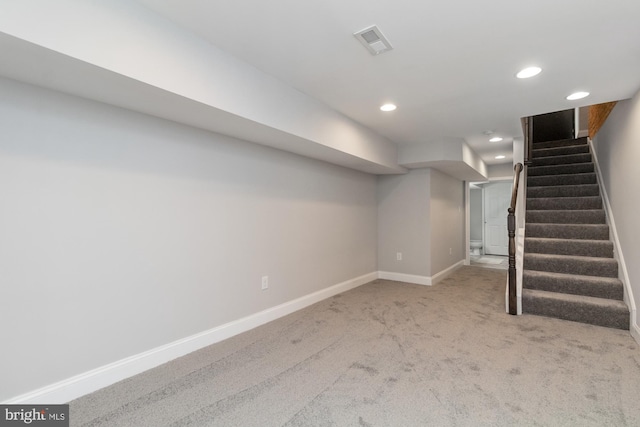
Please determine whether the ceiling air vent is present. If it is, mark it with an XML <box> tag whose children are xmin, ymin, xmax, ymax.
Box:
<box><xmin>353</xmin><ymin>25</ymin><xmax>393</xmax><ymax>56</ymax></box>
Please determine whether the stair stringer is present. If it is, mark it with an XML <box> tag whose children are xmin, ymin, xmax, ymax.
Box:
<box><xmin>588</xmin><ymin>138</ymin><xmax>638</xmax><ymax>340</ymax></box>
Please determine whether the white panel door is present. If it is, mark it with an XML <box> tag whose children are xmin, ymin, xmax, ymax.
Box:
<box><xmin>484</xmin><ymin>181</ymin><xmax>512</xmax><ymax>256</ymax></box>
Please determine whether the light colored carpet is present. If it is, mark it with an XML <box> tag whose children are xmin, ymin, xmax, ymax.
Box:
<box><xmin>472</xmin><ymin>256</ymin><xmax>504</xmax><ymax>265</ymax></box>
<box><xmin>69</xmin><ymin>266</ymin><xmax>640</xmax><ymax>426</ymax></box>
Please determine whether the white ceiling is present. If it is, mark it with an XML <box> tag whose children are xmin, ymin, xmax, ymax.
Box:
<box><xmin>134</xmin><ymin>0</ymin><xmax>640</xmax><ymax>166</ymax></box>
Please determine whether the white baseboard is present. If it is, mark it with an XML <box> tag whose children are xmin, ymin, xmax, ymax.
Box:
<box><xmin>378</xmin><ymin>271</ymin><xmax>432</xmax><ymax>286</ymax></box>
<box><xmin>631</xmin><ymin>322</ymin><xmax>640</xmax><ymax>346</ymax></box>
<box><xmin>431</xmin><ymin>260</ymin><xmax>465</xmax><ymax>285</ymax></box>
<box><xmin>589</xmin><ymin>138</ymin><xmax>638</xmax><ymax>341</ymax></box>
<box><xmin>378</xmin><ymin>260</ymin><xmax>465</xmax><ymax>287</ymax></box>
<box><xmin>4</xmin><ymin>271</ymin><xmax>378</xmax><ymax>405</ymax></box>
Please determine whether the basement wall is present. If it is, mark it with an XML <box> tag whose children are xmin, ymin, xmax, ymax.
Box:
<box><xmin>429</xmin><ymin>170</ymin><xmax>465</xmax><ymax>275</ymax></box>
<box><xmin>591</xmin><ymin>90</ymin><xmax>640</xmax><ymax>335</ymax></box>
<box><xmin>377</xmin><ymin>170</ymin><xmax>431</xmax><ymax>278</ymax></box>
<box><xmin>377</xmin><ymin>169</ymin><xmax>464</xmax><ymax>283</ymax></box>
<box><xmin>0</xmin><ymin>77</ymin><xmax>378</xmax><ymax>401</ymax></box>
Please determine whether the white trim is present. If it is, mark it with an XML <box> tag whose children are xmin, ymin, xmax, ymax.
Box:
<box><xmin>378</xmin><ymin>271</ymin><xmax>431</xmax><ymax>286</ymax></box>
<box><xmin>431</xmin><ymin>260</ymin><xmax>465</xmax><ymax>285</ymax></box>
<box><xmin>378</xmin><ymin>260</ymin><xmax>464</xmax><ymax>287</ymax></box>
<box><xmin>631</xmin><ymin>323</ymin><xmax>640</xmax><ymax>346</ymax></box>
<box><xmin>465</xmin><ymin>181</ymin><xmax>471</xmax><ymax>266</ymax></box>
<box><xmin>588</xmin><ymin>138</ymin><xmax>638</xmax><ymax>340</ymax></box>
<box><xmin>3</xmin><ymin>271</ymin><xmax>378</xmax><ymax>404</ymax></box>
<box><xmin>488</xmin><ymin>175</ymin><xmax>514</xmax><ymax>181</ymax></box>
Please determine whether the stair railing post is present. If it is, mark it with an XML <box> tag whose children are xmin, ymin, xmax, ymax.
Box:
<box><xmin>508</xmin><ymin>163</ymin><xmax>524</xmax><ymax>315</ymax></box>
<box><xmin>508</xmin><ymin>207</ymin><xmax>517</xmax><ymax>314</ymax></box>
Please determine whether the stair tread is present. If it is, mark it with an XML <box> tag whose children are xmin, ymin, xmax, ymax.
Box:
<box><xmin>524</xmin><ymin>235</ymin><xmax>613</xmax><ymax>258</ymax></box>
<box><xmin>526</xmin><ymin>196</ymin><xmax>602</xmax><ymax>210</ymax></box>
<box><xmin>532</xmin><ymin>137</ymin><xmax>588</xmax><ymax>149</ymax></box>
<box><xmin>532</xmin><ymin>145</ymin><xmax>589</xmax><ymax>155</ymax></box>
<box><xmin>528</xmin><ymin>172</ymin><xmax>597</xmax><ymax>186</ymax></box>
<box><xmin>524</xmin><ymin>252</ymin><xmax>618</xmax><ymax>277</ymax></box>
<box><xmin>527</xmin><ymin>222</ymin><xmax>607</xmax><ymax>227</ymax></box>
<box><xmin>525</xmin><ymin>223</ymin><xmax>609</xmax><ymax>240</ymax></box>
<box><xmin>532</xmin><ymin>151</ymin><xmax>590</xmax><ymax>158</ymax></box>
<box><xmin>529</xmin><ymin>158</ymin><xmax>591</xmax><ymax>164</ymax></box>
<box><xmin>525</xmin><ymin>252</ymin><xmax>617</xmax><ymax>264</ymax></box>
<box><xmin>523</xmin><ymin>269</ymin><xmax>622</xmax><ymax>286</ymax></box>
<box><xmin>522</xmin><ymin>288</ymin><xmax>628</xmax><ymax>310</ymax></box>
<box><xmin>526</xmin><ymin>196</ymin><xmax>601</xmax><ymax>201</ymax></box>
<box><xmin>530</xmin><ymin>153</ymin><xmax>592</xmax><ymax>166</ymax></box>
<box><xmin>528</xmin><ymin>172</ymin><xmax>595</xmax><ymax>180</ymax></box>
<box><xmin>522</xmin><ymin>288</ymin><xmax>629</xmax><ymax>329</ymax></box>
<box><xmin>526</xmin><ymin>209</ymin><xmax>606</xmax><ymax>224</ymax></box>
<box><xmin>525</xmin><ymin>236</ymin><xmax>612</xmax><ymax>244</ymax></box>
<box><xmin>527</xmin><ymin>208</ymin><xmax>604</xmax><ymax>211</ymax></box>
<box><xmin>528</xmin><ymin>162</ymin><xmax>593</xmax><ymax>171</ymax></box>
<box><xmin>523</xmin><ymin>268</ymin><xmax>623</xmax><ymax>300</ymax></box>
<box><xmin>527</xmin><ymin>184</ymin><xmax>599</xmax><ymax>193</ymax></box>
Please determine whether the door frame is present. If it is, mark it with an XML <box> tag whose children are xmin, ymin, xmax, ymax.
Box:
<box><xmin>483</xmin><ymin>180</ymin><xmax>512</xmax><ymax>256</ymax></box>
<box><xmin>465</xmin><ymin>176</ymin><xmax>512</xmax><ymax>265</ymax></box>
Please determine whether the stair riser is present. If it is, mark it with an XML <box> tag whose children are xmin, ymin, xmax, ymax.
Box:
<box><xmin>526</xmin><ymin>197</ymin><xmax>602</xmax><ymax>210</ymax></box>
<box><xmin>525</xmin><ymin>224</ymin><xmax>609</xmax><ymax>240</ymax></box>
<box><xmin>528</xmin><ymin>173</ymin><xmax>597</xmax><ymax>187</ymax></box>
<box><xmin>527</xmin><ymin>184</ymin><xmax>599</xmax><ymax>198</ymax></box>
<box><xmin>532</xmin><ymin>145</ymin><xmax>590</xmax><ymax>158</ymax></box>
<box><xmin>524</xmin><ymin>255</ymin><xmax>618</xmax><ymax>278</ymax></box>
<box><xmin>525</xmin><ymin>239</ymin><xmax>613</xmax><ymax>258</ymax></box>
<box><xmin>532</xmin><ymin>137</ymin><xmax>588</xmax><ymax>150</ymax></box>
<box><xmin>523</xmin><ymin>271</ymin><xmax>623</xmax><ymax>300</ymax></box>
<box><xmin>526</xmin><ymin>210</ymin><xmax>606</xmax><ymax>224</ymax></box>
<box><xmin>522</xmin><ymin>293</ymin><xmax>628</xmax><ymax>330</ymax></box>
<box><xmin>532</xmin><ymin>153</ymin><xmax>592</xmax><ymax>167</ymax></box>
<box><xmin>528</xmin><ymin>163</ymin><xmax>594</xmax><ymax>176</ymax></box>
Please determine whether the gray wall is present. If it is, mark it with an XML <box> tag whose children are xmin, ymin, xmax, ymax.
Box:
<box><xmin>377</xmin><ymin>169</ymin><xmax>430</xmax><ymax>276</ymax></box>
<box><xmin>377</xmin><ymin>168</ymin><xmax>465</xmax><ymax>278</ymax></box>
<box><xmin>429</xmin><ymin>169</ymin><xmax>465</xmax><ymax>274</ymax></box>
<box><xmin>592</xmin><ymin>91</ymin><xmax>640</xmax><ymax>330</ymax></box>
<box><xmin>487</xmin><ymin>163</ymin><xmax>514</xmax><ymax>179</ymax></box>
<box><xmin>469</xmin><ymin>188</ymin><xmax>483</xmax><ymax>241</ymax></box>
<box><xmin>0</xmin><ymin>77</ymin><xmax>378</xmax><ymax>401</ymax></box>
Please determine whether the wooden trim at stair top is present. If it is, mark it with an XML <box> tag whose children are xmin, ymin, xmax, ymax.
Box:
<box><xmin>589</xmin><ymin>102</ymin><xmax>617</xmax><ymax>138</ymax></box>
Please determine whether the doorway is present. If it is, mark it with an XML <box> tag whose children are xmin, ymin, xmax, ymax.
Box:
<box><xmin>483</xmin><ymin>181</ymin><xmax>511</xmax><ymax>256</ymax></box>
<box><xmin>467</xmin><ymin>180</ymin><xmax>512</xmax><ymax>264</ymax></box>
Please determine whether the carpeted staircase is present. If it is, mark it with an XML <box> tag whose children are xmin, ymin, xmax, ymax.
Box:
<box><xmin>522</xmin><ymin>136</ymin><xmax>629</xmax><ymax>329</ymax></box>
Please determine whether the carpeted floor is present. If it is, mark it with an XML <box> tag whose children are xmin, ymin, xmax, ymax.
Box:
<box><xmin>470</xmin><ymin>255</ymin><xmax>508</xmax><ymax>269</ymax></box>
<box><xmin>69</xmin><ymin>266</ymin><xmax>640</xmax><ymax>426</ymax></box>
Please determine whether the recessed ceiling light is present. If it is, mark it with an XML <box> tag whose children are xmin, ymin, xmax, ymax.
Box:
<box><xmin>495</xmin><ymin>155</ymin><xmax>506</xmax><ymax>159</ymax></box>
<box><xmin>516</xmin><ymin>66</ymin><xmax>542</xmax><ymax>79</ymax></box>
<box><xmin>566</xmin><ymin>91</ymin><xmax>590</xmax><ymax>101</ymax></box>
<box><xmin>489</xmin><ymin>137</ymin><xmax>503</xmax><ymax>142</ymax></box>
<box><xmin>380</xmin><ymin>103</ymin><xmax>397</xmax><ymax>112</ymax></box>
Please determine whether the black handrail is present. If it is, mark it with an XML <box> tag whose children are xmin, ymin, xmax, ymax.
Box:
<box><xmin>508</xmin><ymin>162</ymin><xmax>524</xmax><ymax>315</ymax></box>
<box><xmin>524</xmin><ymin>116</ymin><xmax>534</xmax><ymax>165</ymax></box>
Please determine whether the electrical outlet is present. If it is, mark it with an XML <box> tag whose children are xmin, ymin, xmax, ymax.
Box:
<box><xmin>261</xmin><ymin>276</ymin><xmax>268</xmax><ymax>290</ymax></box>
<box><xmin>396</xmin><ymin>252</ymin><xmax>402</xmax><ymax>261</ymax></box>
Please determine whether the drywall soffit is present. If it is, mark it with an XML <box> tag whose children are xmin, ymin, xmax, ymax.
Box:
<box><xmin>0</xmin><ymin>32</ymin><xmax>407</xmax><ymax>175</ymax></box>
